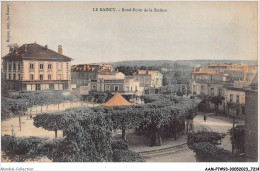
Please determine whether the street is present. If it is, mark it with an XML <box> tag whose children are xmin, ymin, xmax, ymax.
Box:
<box><xmin>144</xmin><ymin>113</ymin><xmax>243</xmax><ymax>162</ymax></box>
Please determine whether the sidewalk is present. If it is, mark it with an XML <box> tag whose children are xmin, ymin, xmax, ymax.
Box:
<box><xmin>206</xmin><ymin>112</ymin><xmax>245</xmax><ymax>125</ymax></box>
<box><xmin>112</xmin><ymin>129</ymin><xmax>187</xmax><ymax>153</ymax></box>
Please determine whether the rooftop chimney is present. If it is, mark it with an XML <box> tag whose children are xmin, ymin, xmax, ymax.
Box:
<box><xmin>45</xmin><ymin>45</ymin><xmax>48</xmax><ymax>51</ymax></box>
<box><xmin>13</xmin><ymin>43</ymin><xmax>19</xmax><ymax>51</ymax></box>
<box><xmin>9</xmin><ymin>44</ymin><xmax>14</xmax><ymax>53</ymax></box>
<box><xmin>58</xmin><ymin>45</ymin><xmax>62</xmax><ymax>54</ymax></box>
<box><xmin>25</xmin><ymin>43</ymin><xmax>28</xmax><ymax>52</ymax></box>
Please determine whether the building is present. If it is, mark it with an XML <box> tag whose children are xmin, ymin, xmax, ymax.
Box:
<box><xmin>2</xmin><ymin>43</ymin><xmax>72</xmax><ymax>91</ymax></box>
<box><xmin>190</xmin><ymin>64</ymin><xmax>257</xmax><ymax>114</ymax></box>
<box><xmin>91</xmin><ymin>71</ymin><xmax>125</xmax><ymax>92</ymax></box>
<box><xmin>244</xmin><ymin>74</ymin><xmax>258</xmax><ymax>161</ymax></box>
<box><xmin>133</xmin><ymin>70</ymin><xmax>163</xmax><ymax>89</ymax></box>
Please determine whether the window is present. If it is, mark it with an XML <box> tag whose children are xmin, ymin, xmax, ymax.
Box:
<box><xmin>236</xmin><ymin>95</ymin><xmax>240</xmax><ymax>103</ymax></box>
<box><xmin>18</xmin><ymin>74</ymin><xmax>21</xmax><ymax>80</ymax></box>
<box><xmin>40</xmin><ymin>75</ymin><xmax>43</xmax><ymax>80</ymax></box>
<box><xmin>218</xmin><ymin>89</ymin><xmax>222</xmax><ymax>96</ymax></box>
<box><xmin>135</xmin><ymin>86</ymin><xmax>138</xmax><ymax>91</ymax></box>
<box><xmin>230</xmin><ymin>94</ymin><xmax>233</xmax><ymax>102</ymax></box>
<box><xmin>105</xmin><ymin>85</ymin><xmax>110</xmax><ymax>92</ymax></box>
<box><xmin>13</xmin><ymin>63</ymin><xmax>16</xmax><ymax>70</ymax></box>
<box><xmin>30</xmin><ymin>74</ymin><xmax>34</xmax><ymax>80</ymax></box>
<box><xmin>58</xmin><ymin>74</ymin><xmax>62</xmax><ymax>80</ymax></box>
<box><xmin>9</xmin><ymin>63</ymin><xmax>12</xmax><ymax>70</ymax></box>
<box><xmin>40</xmin><ymin>64</ymin><xmax>44</xmax><ymax>70</ymax></box>
<box><xmin>58</xmin><ymin>63</ymin><xmax>62</xmax><ymax>71</ymax></box>
<box><xmin>242</xmin><ymin>106</ymin><xmax>245</xmax><ymax>115</ymax></box>
<box><xmin>210</xmin><ymin>75</ymin><xmax>213</xmax><ymax>80</ymax></box>
<box><xmin>30</xmin><ymin>63</ymin><xmax>34</xmax><ymax>70</ymax></box>
<box><xmin>210</xmin><ymin>88</ymin><xmax>214</xmax><ymax>96</ymax></box>
<box><xmin>18</xmin><ymin>63</ymin><xmax>21</xmax><ymax>71</ymax></box>
<box><xmin>13</xmin><ymin>74</ymin><xmax>16</xmax><ymax>80</ymax></box>
<box><xmin>91</xmin><ymin>84</ymin><xmax>96</xmax><ymax>89</ymax></box>
<box><xmin>48</xmin><ymin>75</ymin><xmax>52</xmax><ymax>80</ymax></box>
<box><xmin>9</xmin><ymin>74</ymin><xmax>11</xmax><ymax>79</ymax></box>
<box><xmin>201</xmin><ymin>86</ymin><xmax>204</xmax><ymax>94</ymax></box>
<box><xmin>114</xmin><ymin>85</ymin><xmax>119</xmax><ymax>92</ymax></box>
<box><xmin>48</xmin><ymin>64</ymin><xmax>52</xmax><ymax>69</ymax></box>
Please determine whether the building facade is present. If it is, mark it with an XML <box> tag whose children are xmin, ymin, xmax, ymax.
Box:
<box><xmin>190</xmin><ymin>65</ymin><xmax>257</xmax><ymax>115</ymax></box>
<box><xmin>244</xmin><ymin>76</ymin><xmax>258</xmax><ymax>161</ymax></box>
<box><xmin>133</xmin><ymin>70</ymin><xmax>163</xmax><ymax>88</ymax></box>
<box><xmin>2</xmin><ymin>43</ymin><xmax>72</xmax><ymax>91</ymax></box>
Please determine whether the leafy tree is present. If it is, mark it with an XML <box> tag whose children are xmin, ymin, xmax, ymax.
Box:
<box><xmin>112</xmin><ymin>149</ymin><xmax>143</xmax><ymax>162</ymax></box>
<box><xmin>111</xmin><ymin>140</ymin><xmax>143</xmax><ymax>162</ymax></box>
<box><xmin>33</xmin><ymin>113</ymin><xmax>66</xmax><ymax>138</ymax></box>
<box><xmin>210</xmin><ymin>96</ymin><xmax>225</xmax><ymax>116</ymax></box>
<box><xmin>187</xmin><ymin>131</ymin><xmax>226</xmax><ymax>149</ymax></box>
<box><xmin>87</xmin><ymin>92</ymin><xmax>113</xmax><ymax>103</ymax></box>
<box><xmin>34</xmin><ymin>107</ymin><xmax>114</xmax><ymax>162</ymax></box>
<box><xmin>228</xmin><ymin>125</ymin><xmax>245</xmax><ymax>154</ymax></box>
<box><xmin>1</xmin><ymin>135</ymin><xmax>55</xmax><ymax>162</ymax></box>
<box><xmin>192</xmin><ymin>142</ymin><xmax>238</xmax><ymax>162</ymax></box>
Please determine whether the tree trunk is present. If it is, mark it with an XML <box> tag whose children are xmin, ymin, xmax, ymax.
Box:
<box><xmin>174</xmin><ymin>120</ymin><xmax>177</xmax><ymax>140</ymax></box>
<box><xmin>19</xmin><ymin>115</ymin><xmax>21</xmax><ymax>131</ymax></box>
<box><xmin>150</xmin><ymin>127</ymin><xmax>162</xmax><ymax>146</ymax></box>
<box><xmin>122</xmin><ymin>128</ymin><xmax>127</xmax><ymax>142</ymax></box>
<box><xmin>55</xmin><ymin>129</ymin><xmax>57</xmax><ymax>138</ymax></box>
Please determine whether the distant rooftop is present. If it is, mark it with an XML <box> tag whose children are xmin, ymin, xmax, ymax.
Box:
<box><xmin>2</xmin><ymin>43</ymin><xmax>72</xmax><ymax>61</ymax></box>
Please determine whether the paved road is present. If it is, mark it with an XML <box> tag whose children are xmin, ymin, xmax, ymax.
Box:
<box><xmin>144</xmin><ymin>113</ymin><xmax>237</xmax><ymax>162</ymax></box>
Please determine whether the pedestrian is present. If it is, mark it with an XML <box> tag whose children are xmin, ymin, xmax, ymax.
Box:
<box><xmin>204</xmin><ymin>115</ymin><xmax>207</xmax><ymax>122</ymax></box>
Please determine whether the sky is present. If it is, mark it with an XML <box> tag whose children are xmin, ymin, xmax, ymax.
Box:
<box><xmin>1</xmin><ymin>1</ymin><xmax>258</xmax><ymax>64</ymax></box>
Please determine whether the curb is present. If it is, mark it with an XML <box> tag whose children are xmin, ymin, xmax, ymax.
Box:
<box><xmin>136</xmin><ymin>142</ymin><xmax>188</xmax><ymax>155</ymax></box>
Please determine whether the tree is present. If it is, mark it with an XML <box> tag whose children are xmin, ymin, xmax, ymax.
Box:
<box><xmin>192</xmin><ymin>142</ymin><xmax>238</xmax><ymax>162</ymax></box>
<box><xmin>210</xmin><ymin>96</ymin><xmax>224</xmax><ymax>115</ymax></box>
<box><xmin>1</xmin><ymin>135</ymin><xmax>55</xmax><ymax>162</ymax></box>
<box><xmin>187</xmin><ymin>131</ymin><xmax>226</xmax><ymax>149</ymax></box>
<box><xmin>112</xmin><ymin>140</ymin><xmax>143</xmax><ymax>162</ymax></box>
<box><xmin>228</xmin><ymin>125</ymin><xmax>244</xmax><ymax>154</ymax></box>
<box><xmin>33</xmin><ymin>113</ymin><xmax>66</xmax><ymax>138</ymax></box>
<box><xmin>34</xmin><ymin>107</ymin><xmax>114</xmax><ymax>162</ymax></box>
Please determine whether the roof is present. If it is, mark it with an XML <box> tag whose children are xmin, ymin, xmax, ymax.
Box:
<box><xmin>2</xmin><ymin>43</ymin><xmax>72</xmax><ymax>61</ymax></box>
<box><xmin>192</xmin><ymin>70</ymin><xmax>221</xmax><ymax>75</ymax></box>
<box><xmin>134</xmin><ymin>70</ymin><xmax>160</xmax><ymax>75</ymax></box>
<box><xmin>72</xmin><ymin>64</ymin><xmax>112</xmax><ymax>72</ymax></box>
<box><xmin>102</xmin><ymin>93</ymin><xmax>133</xmax><ymax>106</ymax></box>
<box><xmin>72</xmin><ymin>64</ymin><xmax>99</xmax><ymax>72</ymax></box>
<box><xmin>99</xmin><ymin>71</ymin><xmax>120</xmax><ymax>75</ymax></box>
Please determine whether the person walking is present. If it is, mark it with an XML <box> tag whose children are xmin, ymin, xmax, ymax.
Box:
<box><xmin>204</xmin><ymin>115</ymin><xmax>207</xmax><ymax>122</ymax></box>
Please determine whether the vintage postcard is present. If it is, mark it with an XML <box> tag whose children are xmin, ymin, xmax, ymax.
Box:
<box><xmin>1</xmin><ymin>1</ymin><xmax>258</xmax><ymax>171</ymax></box>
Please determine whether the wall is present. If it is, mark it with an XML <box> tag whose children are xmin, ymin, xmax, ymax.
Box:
<box><xmin>244</xmin><ymin>90</ymin><xmax>258</xmax><ymax>161</ymax></box>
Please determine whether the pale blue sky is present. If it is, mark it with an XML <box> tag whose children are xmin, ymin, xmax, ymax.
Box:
<box><xmin>1</xmin><ymin>1</ymin><xmax>258</xmax><ymax>64</ymax></box>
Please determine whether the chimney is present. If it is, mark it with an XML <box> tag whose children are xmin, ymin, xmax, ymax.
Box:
<box><xmin>13</xmin><ymin>43</ymin><xmax>19</xmax><ymax>51</ymax></box>
<box><xmin>24</xmin><ymin>43</ymin><xmax>28</xmax><ymax>52</ymax></box>
<box><xmin>9</xmin><ymin>44</ymin><xmax>14</xmax><ymax>53</ymax></box>
<box><xmin>45</xmin><ymin>45</ymin><xmax>48</xmax><ymax>51</ymax></box>
<box><xmin>58</xmin><ymin>45</ymin><xmax>62</xmax><ymax>54</ymax></box>
<box><xmin>243</xmin><ymin>68</ymin><xmax>248</xmax><ymax>81</ymax></box>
